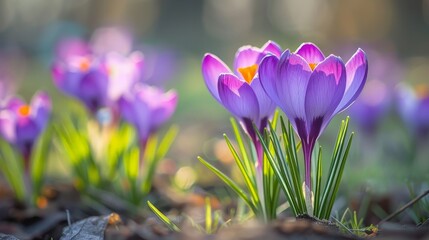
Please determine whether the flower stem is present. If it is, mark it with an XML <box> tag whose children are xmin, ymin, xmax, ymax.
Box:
<box><xmin>303</xmin><ymin>140</ymin><xmax>315</xmax><ymax>214</ymax></box>
<box><xmin>303</xmin><ymin>141</ymin><xmax>313</xmax><ymax>191</ymax></box>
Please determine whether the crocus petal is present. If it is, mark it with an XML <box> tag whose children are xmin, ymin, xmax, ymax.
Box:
<box><xmin>233</xmin><ymin>46</ymin><xmax>263</xmax><ymax>74</ymax></box>
<box><xmin>150</xmin><ymin>90</ymin><xmax>178</xmax><ymax>130</ymax></box>
<box><xmin>218</xmin><ymin>73</ymin><xmax>259</xmax><ymax>121</ymax></box>
<box><xmin>118</xmin><ymin>94</ymin><xmax>151</xmax><ymax>141</ymax></box>
<box><xmin>259</xmin><ymin>55</ymin><xmax>281</xmax><ymax>106</ymax></box>
<box><xmin>277</xmin><ymin>53</ymin><xmax>312</xmax><ymax>122</ymax></box>
<box><xmin>416</xmin><ymin>97</ymin><xmax>429</xmax><ymax>127</ymax></box>
<box><xmin>261</xmin><ymin>41</ymin><xmax>282</xmax><ymax>57</ymax></box>
<box><xmin>6</xmin><ymin>97</ymin><xmax>25</xmax><ymax>112</ymax></box>
<box><xmin>78</xmin><ymin>70</ymin><xmax>109</xmax><ymax>112</ymax></box>
<box><xmin>0</xmin><ymin>110</ymin><xmax>16</xmax><ymax>142</ymax></box>
<box><xmin>106</xmin><ymin>52</ymin><xmax>143</xmax><ymax>101</ymax></box>
<box><xmin>250</xmin><ymin>77</ymin><xmax>276</xmax><ymax>120</ymax></box>
<box><xmin>15</xmin><ymin>118</ymin><xmax>39</xmax><ymax>148</ymax></box>
<box><xmin>335</xmin><ymin>48</ymin><xmax>368</xmax><ymax>113</ymax></box>
<box><xmin>295</xmin><ymin>42</ymin><xmax>325</xmax><ymax>64</ymax></box>
<box><xmin>51</xmin><ymin>62</ymin><xmax>83</xmax><ymax>97</ymax></box>
<box><xmin>305</xmin><ymin>55</ymin><xmax>346</xmax><ymax>135</ymax></box>
<box><xmin>202</xmin><ymin>54</ymin><xmax>231</xmax><ymax>102</ymax></box>
<box><xmin>31</xmin><ymin>92</ymin><xmax>51</xmax><ymax>130</ymax></box>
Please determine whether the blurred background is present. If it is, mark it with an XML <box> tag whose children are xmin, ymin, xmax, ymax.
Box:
<box><xmin>1</xmin><ymin>0</ymin><xmax>429</xmax><ymax>208</ymax></box>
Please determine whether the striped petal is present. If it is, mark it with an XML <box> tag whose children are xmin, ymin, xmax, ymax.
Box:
<box><xmin>261</xmin><ymin>40</ymin><xmax>282</xmax><ymax>57</ymax></box>
<box><xmin>335</xmin><ymin>48</ymin><xmax>368</xmax><ymax>113</ymax></box>
<box><xmin>259</xmin><ymin>55</ymin><xmax>281</xmax><ymax>106</ymax></box>
<box><xmin>218</xmin><ymin>73</ymin><xmax>259</xmax><ymax>121</ymax></box>
<box><xmin>278</xmin><ymin>53</ymin><xmax>312</xmax><ymax>122</ymax></box>
<box><xmin>295</xmin><ymin>42</ymin><xmax>325</xmax><ymax>65</ymax></box>
<box><xmin>305</xmin><ymin>55</ymin><xmax>346</xmax><ymax>137</ymax></box>
<box><xmin>233</xmin><ymin>46</ymin><xmax>263</xmax><ymax>75</ymax></box>
<box><xmin>250</xmin><ymin>77</ymin><xmax>276</xmax><ymax>119</ymax></box>
<box><xmin>202</xmin><ymin>54</ymin><xmax>231</xmax><ymax>102</ymax></box>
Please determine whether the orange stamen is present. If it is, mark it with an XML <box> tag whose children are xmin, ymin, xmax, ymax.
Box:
<box><xmin>415</xmin><ymin>84</ymin><xmax>429</xmax><ymax>99</ymax></box>
<box><xmin>309</xmin><ymin>63</ymin><xmax>317</xmax><ymax>71</ymax></box>
<box><xmin>238</xmin><ymin>64</ymin><xmax>258</xmax><ymax>84</ymax></box>
<box><xmin>79</xmin><ymin>58</ymin><xmax>91</xmax><ymax>72</ymax></box>
<box><xmin>106</xmin><ymin>65</ymin><xmax>114</xmax><ymax>76</ymax></box>
<box><xmin>17</xmin><ymin>105</ymin><xmax>31</xmax><ymax>117</ymax></box>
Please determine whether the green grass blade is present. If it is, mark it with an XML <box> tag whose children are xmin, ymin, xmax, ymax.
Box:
<box><xmin>268</xmin><ymin>125</ymin><xmax>298</xmax><ymax>214</ymax></box>
<box><xmin>230</xmin><ymin>118</ymin><xmax>255</xmax><ymax>180</ymax></box>
<box><xmin>320</xmin><ymin>117</ymin><xmax>352</xmax><ymax>219</ymax></box>
<box><xmin>147</xmin><ymin>201</ymin><xmax>181</xmax><ymax>232</ymax></box>
<box><xmin>253</xmin><ymin>126</ymin><xmax>299</xmax><ymax>216</ymax></box>
<box><xmin>0</xmin><ymin>140</ymin><xmax>25</xmax><ymax>201</ymax></box>
<box><xmin>142</xmin><ymin>126</ymin><xmax>178</xmax><ymax>195</ymax></box>
<box><xmin>155</xmin><ymin>125</ymin><xmax>179</xmax><ymax>161</ymax></box>
<box><xmin>279</xmin><ymin>119</ymin><xmax>306</xmax><ymax>213</ymax></box>
<box><xmin>31</xmin><ymin>125</ymin><xmax>52</xmax><ymax>203</ymax></box>
<box><xmin>224</xmin><ymin>134</ymin><xmax>259</xmax><ymax>208</ymax></box>
<box><xmin>205</xmin><ymin>197</ymin><xmax>212</xmax><ymax>234</ymax></box>
<box><xmin>325</xmin><ymin>134</ymin><xmax>354</xmax><ymax>219</ymax></box>
<box><xmin>197</xmin><ymin>156</ymin><xmax>257</xmax><ymax>214</ymax></box>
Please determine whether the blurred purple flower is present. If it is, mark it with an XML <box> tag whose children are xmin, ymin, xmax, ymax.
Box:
<box><xmin>52</xmin><ymin>51</ymin><xmax>143</xmax><ymax>115</ymax></box>
<box><xmin>140</xmin><ymin>46</ymin><xmax>180</xmax><ymax>86</ymax></box>
<box><xmin>397</xmin><ymin>84</ymin><xmax>429</xmax><ymax>139</ymax></box>
<box><xmin>0</xmin><ymin>92</ymin><xmax>51</xmax><ymax>164</ymax></box>
<box><xmin>348</xmin><ymin>80</ymin><xmax>390</xmax><ymax>134</ymax></box>
<box><xmin>52</xmin><ymin>54</ymin><xmax>110</xmax><ymax>113</ymax></box>
<box><xmin>105</xmin><ymin>52</ymin><xmax>144</xmax><ymax>101</ymax></box>
<box><xmin>259</xmin><ymin>42</ymin><xmax>368</xmax><ymax>191</ymax></box>
<box><xmin>201</xmin><ymin>41</ymin><xmax>282</xmax><ymax>168</ymax></box>
<box><xmin>118</xmin><ymin>84</ymin><xmax>178</xmax><ymax>146</ymax></box>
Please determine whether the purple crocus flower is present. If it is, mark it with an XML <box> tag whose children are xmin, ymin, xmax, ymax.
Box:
<box><xmin>51</xmin><ymin>49</ymin><xmax>143</xmax><ymax>115</ymax></box>
<box><xmin>397</xmin><ymin>84</ymin><xmax>429</xmax><ymax>139</ymax></box>
<box><xmin>0</xmin><ymin>92</ymin><xmax>51</xmax><ymax>166</ymax></box>
<box><xmin>118</xmin><ymin>84</ymin><xmax>178</xmax><ymax>149</ymax></box>
<box><xmin>104</xmin><ymin>52</ymin><xmax>144</xmax><ymax>101</ymax></box>
<box><xmin>201</xmin><ymin>41</ymin><xmax>282</xmax><ymax>168</ymax></box>
<box><xmin>52</xmin><ymin>54</ymin><xmax>109</xmax><ymax>113</ymax></box>
<box><xmin>348</xmin><ymin>80</ymin><xmax>390</xmax><ymax>135</ymax></box>
<box><xmin>259</xmin><ymin>42</ymin><xmax>368</xmax><ymax>192</ymax></box>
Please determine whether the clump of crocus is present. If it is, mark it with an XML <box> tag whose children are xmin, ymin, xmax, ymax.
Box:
<box><xmin>51</xmin><ymin>29</ymin><xmax>144</xmax><ymax>117</ymax></box>
<box><xmin>118</xmin><ymin>84</ymin><xmax>178</xmax><ymax>155</ymax></box>
<box><xmin>259</xmin><ymin>43</ymin><xmax>368</xmax><ymax>201</ymax></box>
<box><xmin>0</xmin><ymin>92</ymin><xmax>51</xmax><ymax>165</ymax></box>
<box><xmin>202</xmin><ymin>41</ymin><xmax>281</xmax><ymax>169</ymax></box>
<box><xmin>397</xmin><ymin>84</ymin><xmax>429</xmax><ymax>140</ymax></box>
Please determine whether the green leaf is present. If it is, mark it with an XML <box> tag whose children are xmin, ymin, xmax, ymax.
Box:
<box><xmin>205</xmin><ymin>197</ymin><xmax>212</xmax><ymax>234</ymax></box>
<box><xmin>253</xmin><ymin>125</ymin><xmax>300</xmax><ymax>216</ymax></box>
<box><xmin>31</xmin><ymin>124</ymin><xmax>53</xmax><ymax>204</ymax></box>
<box><xmin>147</xmin><ymin>201</ymin><xmax>181</xmax><ymax>232</ymax></box>
<box><xmin>197</xmin><ymin>156</ymin><xmax>257</xmax><ymax>214</ymax></box>
<box><xmin>224</xmin><ymin>134</ymin><xmax>259</xmax><ymax>209</ymax></box>
<box><xmin>230</xmin><ymin>118</ymin><xmax>255</xmax><ymax>181</ymax></box>
<box><xmin>141</xmin><ymin>125</ymin><xmax>178</xmax><ymax>195</ymax></box>
<box><xmin>318</xmin><ymin>117</ymin><xmax>353</xmax><ymax>219</ymax></box>
<box><xmin>0</xmin><ymin>140</ymin><xmax>25</xmax><ymax>201</ymax></box>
